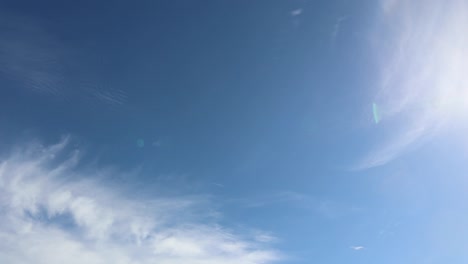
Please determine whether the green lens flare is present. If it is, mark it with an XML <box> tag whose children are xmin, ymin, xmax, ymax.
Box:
<box><xmin>373</xmin><ymin>103</ymin><xmax>380</xmax><ymax>124</ymax></box>
<box><xmin>136</xmin><ymin>139</ymin><xmax>145</xmax><ymax>148</ymax></box>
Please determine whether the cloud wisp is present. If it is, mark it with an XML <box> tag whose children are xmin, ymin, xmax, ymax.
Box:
<box><xmin>0</xmin><ymin>138</ymin><xmax>280</xmax><ymax>264</ymax></box>
<box><xmin>350</xmin><ymin>246</ymin><xmax>364</xmax><ymax>251</ymax></box>
<box><xmin>290</xmin><ymin>9</ymin><xmax>303</xmax><ymax>17</ymax></box>
<box><xmin>331</xmin><ymin>16</ymin><xmax>348</xmax><ymax>45</ymax></box>
<box><xmin>358</xmin><ymin>0</ymin><xmax>468</xmax><ymax>169</ymax></box>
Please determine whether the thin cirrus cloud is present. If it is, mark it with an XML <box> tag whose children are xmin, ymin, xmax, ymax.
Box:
<box><xmin>0</xmin><ymin>138</ymin><xmax>280</xmax><ymax>264</ymax></box>
<box><xmin>0</xmin><ymin>12</ymin><xmax>66</xmax><ymax>97</ymax></box>
<box><xmin>358</xmin><ymin>0</ymin><xmax>468</xmax><ymax>169</ymax></box>
<box><xmin>0</xmin><ymin>12</ymin><xmax>128</xmax><ymax>107</ymax></box>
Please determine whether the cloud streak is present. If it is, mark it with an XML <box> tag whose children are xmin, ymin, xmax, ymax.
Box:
<box><xmin>0</xmin><ymin>138</ymin><xmax>280</xmax><ymax>264</ymax></box>
<box><xmin>359</xmin><ymin>0</ymin><xmax>468</xmax><ymax>169</ymax></box>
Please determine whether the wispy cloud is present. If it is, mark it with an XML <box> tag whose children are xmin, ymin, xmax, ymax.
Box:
<box><xmin>0</xmin><ymin>138</ymin><xmax>280</xmax><ymax>264</ymax></box>
<box><xmin>228</xmin><ymin>191</ymin><xmax>313</xmax><ymax>209</ymax></box>
<box><xmin>358</xmin><ymin>0</ymin><xmax>468</xmax><ymax>169</ymax></box>
<box><xmin>227</xmin><ymin>191</ymin><xmax>362</xmax><ymax>220</ymax></box>
<box><xmin>0</xmin><ymin>12</ymin><xmax>128</xmax><ymax>107</ymax></box>
<box><xmin>0</xmin><ymin>13</ymin><xmax>66</xmax><ymax>97</ymax></box>
<box><xmin>331</xmin><ymin>16</ymin><xmax>348</xmax><ymax>45</ymax></box>
<box><xmin>90</xmin><ymin>87</ymin><xmax>128</xmax><ymax>106</ymax></box>
<box><xmin>291</xmin><ymin>9</ymin><xmax>303</xmax><ymax>17</ymax></box>
<box><xmin>350</xmin><ymin>246</ymin><xmax>365</xmax><ymax>251</ymax></box>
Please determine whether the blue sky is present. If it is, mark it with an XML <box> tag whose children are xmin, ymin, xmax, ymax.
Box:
<box><xmin>1</xmin><ymin>0</ymin><xmax>468</xmax><ymax>263</ymax></box>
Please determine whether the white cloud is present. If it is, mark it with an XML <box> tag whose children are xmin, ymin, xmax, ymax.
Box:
<box><xmin>350</xmin><ymin>246</ymin><xmax>364</xmax><ymax>251</ymax></box>
<box><xmin>0</xmin><ymin>138</ymin><xmax>280</xmax><ymax>264</ymax></box>
<box><xmin>359</xmin><ymin>0</ymin><xmax>468</xmax><ymax>169</ymax></box>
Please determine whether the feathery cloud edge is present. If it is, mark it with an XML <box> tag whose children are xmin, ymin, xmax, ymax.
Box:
<box><xmin>0</xmin><ymin>137</ymin><xmax>281</xmax><ymax>264</ymax></box>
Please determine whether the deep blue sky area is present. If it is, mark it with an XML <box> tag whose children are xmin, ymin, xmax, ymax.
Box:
<box><xmin>2</xmin><ymin>1</ymin><xmax>468</xmax><ymax>263</ymax></box>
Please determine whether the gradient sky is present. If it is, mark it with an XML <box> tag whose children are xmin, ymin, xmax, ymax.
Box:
<box><xmin>1</xmin><ymin>0</ymin><xmax>468</xmax><ymax>263</ymax></box>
